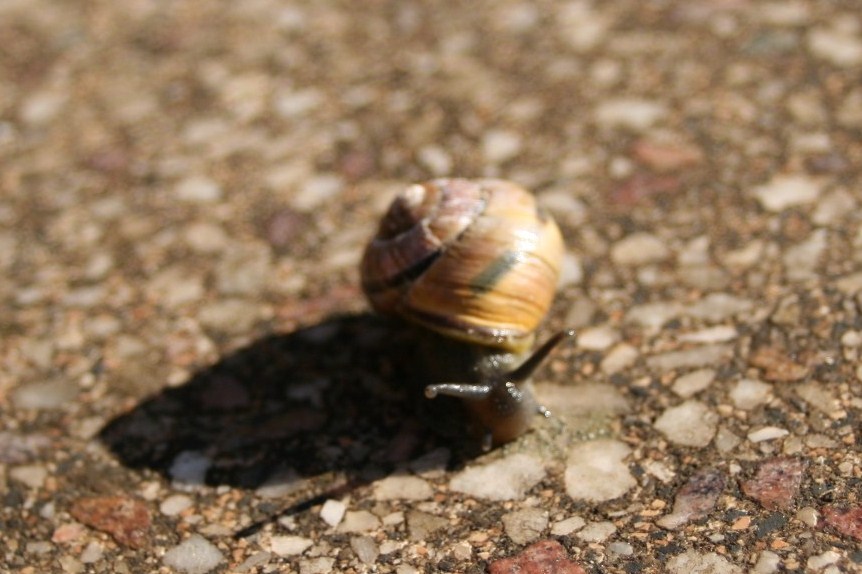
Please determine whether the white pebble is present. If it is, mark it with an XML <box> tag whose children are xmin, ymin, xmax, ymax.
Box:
<box><xmin>162</xmin><ymin>534</ymin><xmax>224</xmax><ymax>574</ymax></box>
<box><xmin>577</xmin><ymin>325</ymin><xmax>619</xmax><ymax>350</ymax></box>
<box><xmin>807</xmin><ymin>550</ymin><xmax>842</xmax><ymax>571</ymax></box>
<box><xmin>752</xmin><ymin>550</ymin><xmax>781</xmax><ymax>574</ymax></box>
<box><xmin>564</xmin><ymin>439</ymin><xmax>635</xmax><ymax>502</ymax></box>
<box><xmin>611</xmin><ymin>232</ymin><xmax>670</xmax><ymax>266</ymax></box>
<box><xmin>550</xmin><ymin>516</ymin><xmax>586</xmax><ymax>536</ymax></box>
<box><xmin>175</xmin><ymin>176</ymin><xmax>223</xmax><ymax>203</ymax></box>
<box><xmin>654</xmin><ymin>401</ymin><xmax>718</xmax><ymax>447</ymax></box>
<box><xmin>625</xmin><ymin>302</ymin><xmax>685</xmax><ymax>331</ymax></box>
<box><xmin>784</xmin><ymin>230</ymin><xmax>827</xmax><ymax>282</ymax></box>
<box><xmin>10</xmin><ymin>465</ymin><xmax>48</xmax><ymax>489</ymax></box>
<box><xmin>337</xmin><ymin>510</ymin><xmax>380</xmax><ymax>533</ymax></box>
<box><xmin>672</xmin><ymin>369</ymin><xmax>716</xmax><ymax>398</ymax></box>
<box><xmin>160</xmin><ymin>494</ymin><xmax>193</xmax><ymax>516</ymax></box>
<box><xmin>299</xmin><ymin>557</ymin><xmax>335</xmax><ymax>574</ymax></box>
<box><xmin>667</xmin><ymin>550</ymin><xmax>742</xmax><ymax>574</ymax></box>
<box><xmin>576</xmin><ymin>520</ymin><xmax>616</xmax><ymax>543</ymax></box>
<box><xmin>730</xmin><ymin>379</ymin><xmax>772</xmax><ymax>410</ymax></box>
<box><xmin>678</xmin><ymin>326</ymin><xmax>738</xmax><ymax>344</ymax></box>
<box><xmin>350</xmin><ymin>536</ymin><xmax>379</xmax><ymax>564</ymax></box>
<box><xmin>608</xmin><ymin>541</ymin><xmax>634</xmax><ymax>556</ymax></box>
<box><xmin>595</xmin><ymin>99</ymin><xmax>667</xmax><ymax>131</ymax></box>
<box><xmin>270</xmin><ymin>535</ymin><xmax>313</xmax><ymax>557</ymax></box>
<box><xmin>482</xmin><ymin>129</ymin><xmax>522</xmax><ymax>164</ymax></box>
<box><xmin>647</xmin><ymin>344</ymin><xmax>733</xmax><ymax>373</ymax></box>
<box><xmin>417</xmin><ymin>145</ymin><xmax>452</xmax><ymax>176</ymax></box>
<box><xmin>290</xmin><ymin>174</ymin><xmax>344</xmax><ymax>212</ymax></box>
<box><xmin>600</xmin><ymin>343</ymin><xmax>639</xmax><ymax>375</ymax></box>
<box><xmin>80</xmin><ymin>541</ymin><xmax>104</xmax><ymax>564</ymax></box>
<box><xmin>502</xmin><ymin>508</ymin><xmax>548</xmax><ymax>544</ymax></box>
<box><xmin>752</xmin><ymin>175</ymin><xmax>822</xmax><ymax>212</ymax></box>
<box><xmin>319</xmin><ymin>499</ymin><xmax>347</xmax><ymax>527</ymax></box>
<box><xmin>686</xmin><ymin>293</ymin><xmax>754</xmax><ymax>321</ymax></box>
<box><xmin>372</xmin><ymin>475</ymin><xmax>433</xmax><ymax>501</ymax></box>
<box><xmin>449</xmin><ymin>453</ymin><xmax>545</xmax><ymax>501</ymax></box>
<box><xmin>808</xmin><ymin>27</ymin><xmax>862</xmax><ymax>67</ymax></box>
<box><xmin>747</xmin><ymin>426</ymin><xmax>790</xmax><ymax>442</ymax></box>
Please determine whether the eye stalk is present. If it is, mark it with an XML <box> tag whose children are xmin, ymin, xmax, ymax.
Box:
<box><xmin>423</xmin><ymin>329</ymin><xmax>576</xmax><ymax>448</ymax></box>
<box><xmin>424</xmin><ymin>329</ymin><xmax>576</xmax><ymax>402</ymax></box>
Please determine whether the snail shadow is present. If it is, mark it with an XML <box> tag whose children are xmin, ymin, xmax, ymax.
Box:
<box><xmin>98</xmin><ymin>314</ymin><xmax>458</xmax><ymax>516</ymax></box>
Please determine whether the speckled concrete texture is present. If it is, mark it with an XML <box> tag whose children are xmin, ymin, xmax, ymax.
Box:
<box><xmin>2</xmin><ymin>1</ymin><xmax>861</xmax><ymax>573</ymax></box>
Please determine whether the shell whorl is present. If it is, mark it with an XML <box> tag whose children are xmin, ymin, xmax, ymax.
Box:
<box><xmin>361</xmin><ymin>178</ymin><xmax>564</xmax><ymax>351</ymax></box>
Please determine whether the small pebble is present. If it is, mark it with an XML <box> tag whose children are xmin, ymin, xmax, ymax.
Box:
<box><xmin>450</xmin><ymin>541</ymin><xmax>472</xmax><ymax>561</ymax></box>
<box><xmin>576</xmin><ymin>521</ymin><xmax>616</xmax><ymax>542</ymax></box>
<box><xmin>752</xmin><ymin>174</ymin><xmax>822</xmax><ymax>212</ymax></box>
<box><xmin>79</xmin><ymin>542</ymin><xmax>103</xmax><ymax>563</ymax></box>
<box><xmin>576</xmin><ymin>325</ymin><xmax>619</xmax><ymax>350</ymax></box>
<box><xmin>10</xmin><ymin>464</ymin><xmax>48</xmax><ymax>489</ymax></box>
<box><xmin>70</xmin><ymin>496</ymin><xmax>151</xmax><ymax>549</ymax></box>
<box><xmin>595</xmin><ymin>99</ymin><xmax>667</xmax><ymax>131</ymax></box>
<box><xmin>607</xmin><ymin>541</ymin><xmax>634</xmax><ymax>557</ymax></box>
<box><xmin>550</xmin><ymin>516</ymin><xmax>586</xmax><ymax>536</ymax></box>
<box><xmin>821</xmin><ymin>506</ymin><xmax>862</xmax><ymax>541</ymax></box>
<box><xmin>654</xmin><ymin>400</ymin><xmax>718</xmax><ymax>447</ymax></box>
<box><xmin>807</xmin><ymin>550</ymin><xmax>841</xmax><ymax>570</ymax></box>
<box><xmin>564</xmin><ymin>439</ymin><xmax>635</xmax><ymax>502</ymax></box>
<box><xmin>175</xmin><ymin>176</ymin><xmax>222</xmax><ymax>203</ymax></box>
<box><xmin>667</xmin><ymin>550</ymin><xmax>742</xmax><ymax>574</ymax></box>
<box><xmin>687</xmin><ymin>293</ymin><xmax>754</xmax><ymax>321</ymax></box>
<box><xmin>270</xmin><ymin>535</ymin><xmax>313</xmax><ymax>557</ymax></box>
<box><xmin>417</xmin><ymin>145</ymin><xmax>452</xmax><ymax>176</ymax></box>
<box><xmin>657</xmin><ymin>468</ymin><xmax>726</xmax><ymax>530</ymax></box>
<box><xmin>290</xmin><ymin>174</ymin><xmax>344</xmax><ymax>212</ymax></box>
<box><xmin>162</xmin><ymin>535</ymin><xmax>224</xmax><ymax>574</ymax></box>
<box><xmin>808</xmin><ymin>26</ymin><xmax>862</xmax><ymax>67</ymax></box>
<box><xmin>610</xmin><ymin>232</ymin><xmax>670</xmax><ymax>266</ymax></box>
<box><xmin>160</xmin><ymin>494</ymin><xmax>193</xmax><ymax>516</ymax></box>
<box><xmin>319</xmin><ymin>499</ymin><xmax>347</xmax><ymax>527</ymax></box>
<box><xmin>796</xmin><ymin>506</ymin><xmax>819</xmax><ymax>527</ymax></box>
<box><xmin>299</xmin><ymin>557</ymin><xmax>335</xmax><ymax>574</ymax></box>
<box><xmin>372</xmin><ymin>474</ymin><xmax>433</xmax><ymax>501</ymax></box>
<box><xmin>741</xmin><ymin>457</ymin><xmax>807</xmax><ymax>510</ymax></box>
<box><xmin>730</xmin><ymin>379</ymin><xmax>772</xmax><ymax>410</ymax></box>
<box><xmin>338</xmin><ymin>510</ymin><xmax>380</xmax><ymax>534</ymax></box>
<box><xmin>752</xmin><ymin>550</ymin><xmax>781</xmax><ymax>574</ymax></box>
<box><xmin>626</xmin><ymin>302</ymin><xmax>685</xmax><ymax>330</ymax></box>
<box><xmin>600</xmin><ymin>343</ymin><xmax>639</xmax><ymax>374</ymax></box>
<box><xmin>748</xmin><ymin>427</ymin><xmax>790</xmax><ymax>443</ymax></box>
<box><xmin>198</xmin><ymin>300</ymin><xmax>260</xmax><ymax>335</ymax></box>
<box><xmin>350</xmin><ymin>536</ymin><xmax>380</xmax><ymax>564</ymax></box>
<box><xmin>12</xmin><ymin>380</ymin><xmax>78</xmax><ymax>410</ymax></box>
<box><xmin>234</xmin><ymin>551</ymin><xmax>272</xmax><ymax>573</ymax></box>
<box><xmin>502</xmin><ymin>508</ymin><xmax>549</xmax><ymax>544</ymax></box>
<box><xmin>26</xmin><ymin>541</ymin><xmax>53</xmax><ymax>555</ymax></box>
<box><xmin>482</xmin><ymin>129</ymin><xmax>522</xmax><ymax>164</ymax></box>
<box><xmin>449</xmin><ymin>453</ymin><xmax>545</xmax><ymax>501</ymax></box>
<box><xmin>406</xmin><ymin>510</ymin><xmax>448</xmax><ymax>541</ymax></box>
<box><xmin>672</xmin><ymin>369</ymin><xmax>716</xmax><ymax>398</ymax></box>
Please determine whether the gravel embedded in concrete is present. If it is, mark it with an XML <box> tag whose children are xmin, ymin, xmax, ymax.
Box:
<box><xmin>4</xmin><ymin>0</ymin><xmax>861</xmax><ymax>572</ymax></box>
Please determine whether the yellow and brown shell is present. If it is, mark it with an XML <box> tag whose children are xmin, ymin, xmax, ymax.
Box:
<box><xmin>360</xmin><ymin>178</ymin><xmax>564</xmax><ymax>351</ymax></box>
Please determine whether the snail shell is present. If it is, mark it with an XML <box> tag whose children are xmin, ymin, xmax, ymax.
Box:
<box><xmin>360</xmin><ymin>178</ymin><xmax>564</xmax><ymax>352</ymax></box>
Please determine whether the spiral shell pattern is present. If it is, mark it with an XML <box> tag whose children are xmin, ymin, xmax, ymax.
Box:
<box><xmin>361</xmin><ymin>179</ymin><xmax>564</xmax><ymax>351</ymax></box>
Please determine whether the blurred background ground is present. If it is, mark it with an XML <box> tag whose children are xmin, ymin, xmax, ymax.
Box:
<box><xmin>1</xmin><ymin>1</ymin><xmax>861</xmax><ymax>573</ymax></box>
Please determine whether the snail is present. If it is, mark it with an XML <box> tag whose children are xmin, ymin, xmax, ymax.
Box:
<box><xmin>360</xmin><ymin>178</ymin><xmax>573</xmax><ymax>449</ymax></box>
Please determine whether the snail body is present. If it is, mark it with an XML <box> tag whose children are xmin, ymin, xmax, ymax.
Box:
<box><xmin>361</xmin><ymin>178</ymin><xmax>571</xmax><ymax>448</ymax></box>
